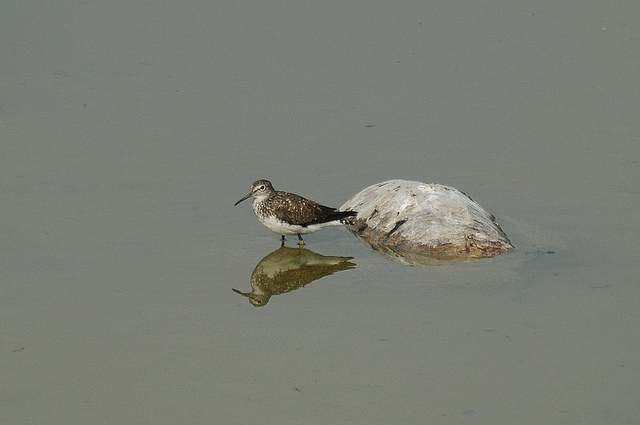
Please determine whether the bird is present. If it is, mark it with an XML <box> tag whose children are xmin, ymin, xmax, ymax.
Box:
<box><xmin>234</xmin><ymin>180</ymin><xmax>357</xmax><ymax>245</ymax></box>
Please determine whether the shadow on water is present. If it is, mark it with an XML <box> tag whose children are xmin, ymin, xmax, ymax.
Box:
<box><xmin>232</xmin><ymin>246</ymin><xmax>356</xmax><ymax>307</ymax></box>
<box><xmin>233</xmin><ymin>239</ymin><xmax>517</xmax><ymax>308</ymax></box>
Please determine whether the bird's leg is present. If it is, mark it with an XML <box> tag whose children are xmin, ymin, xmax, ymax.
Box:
<box><xmin>297</xmin><ymin>234</ymin><xmax>305</xmax><ymax>247</ymax></box>
<box><xmin>280</xmin><ymin>235</ymin><xmax>285</xmax><ymax>247</ymax></box>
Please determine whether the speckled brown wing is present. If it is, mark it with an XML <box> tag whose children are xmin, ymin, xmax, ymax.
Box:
<box><xmin>271</xmin><ymin>192</ymin><xmax>355</xmax><ymax>226</ymax></box>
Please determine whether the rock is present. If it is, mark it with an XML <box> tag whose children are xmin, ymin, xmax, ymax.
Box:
<box><xmin>340</xmin><ymin>180</ymin><xmax>514</xmax><ymax>266</ymax></box>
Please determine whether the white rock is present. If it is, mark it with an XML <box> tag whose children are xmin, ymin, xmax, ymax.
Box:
<box><xmin>340</xmin><ymin>180</ymin><xmax>514</xmax><ymax>266</ymax></box>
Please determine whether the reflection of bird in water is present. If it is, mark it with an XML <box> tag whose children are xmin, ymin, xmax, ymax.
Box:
<box><xmin>232</xmin><ymin>246</ymin><xmax>355</xmax><ymax>307</ymax></box>
<box><xmin>234</xmin><ymin>180</ymin><xmax>356</xmax><ymax>245</ymax></box>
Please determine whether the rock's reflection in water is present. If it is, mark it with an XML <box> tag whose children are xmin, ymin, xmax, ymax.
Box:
<box><xmin>233</xmin><ymin>246</ymin><xmax>356</xmax><ymax>307</ymax></box>
<box><xmin>352</xmin><ymin>239</ymin><xmax>486</xmax><ymax>267</ymax></box>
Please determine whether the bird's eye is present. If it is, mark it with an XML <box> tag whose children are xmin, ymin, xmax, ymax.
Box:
<box><xmin>259</xmin><ymin>185</ymin><xmax>265</xmax><ymax>190</ymax></box>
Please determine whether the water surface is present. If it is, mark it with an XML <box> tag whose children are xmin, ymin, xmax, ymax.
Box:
<box><xmin>2</xmin><ymin>1</ymin><xmax>639</xmax><ymax>424</ymax></box>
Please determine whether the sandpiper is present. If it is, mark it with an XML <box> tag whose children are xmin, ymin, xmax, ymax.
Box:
<box><xmin>234</xmin><ymin>180</ymin><xmax>357</xmax><ymax>245</ymax></box>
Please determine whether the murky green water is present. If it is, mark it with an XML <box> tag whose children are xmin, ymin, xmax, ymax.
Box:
<box><xmin>2</xmin><ymin>2</ymin><xmax>639</xmax><ymax>424</ymax></box>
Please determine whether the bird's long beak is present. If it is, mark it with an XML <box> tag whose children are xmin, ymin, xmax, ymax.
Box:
<box><xmin>234</xmin><ymin>192</ymin><xmax>252</xmax><ymax>206</ymax></box>
<box><xmin>232</xmin><ymin>288</ymin><xmax>250</xmax><ymax>297</ymax></box>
